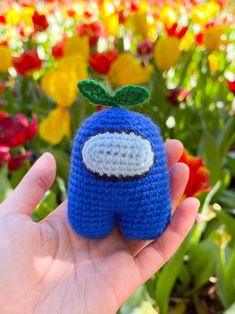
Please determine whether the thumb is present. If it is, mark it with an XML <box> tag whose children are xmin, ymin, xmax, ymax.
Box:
<box><xmin>1</xmin><ymin>153</ymin><xmax>56</xmax><ymax>216</ymax></box>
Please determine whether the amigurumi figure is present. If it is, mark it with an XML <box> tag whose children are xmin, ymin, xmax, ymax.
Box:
<box><xmin>68</xmin><ymin>80</ymin><xmax>171</xmax><ymax>240</ymax></box>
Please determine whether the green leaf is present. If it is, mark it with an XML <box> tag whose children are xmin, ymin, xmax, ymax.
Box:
<box><xmin>155</xmin><ymin>236</ymin><xmax>190</xmax><ymax>314</ymax></box>
<box><xmin>188</xmin><ymin>239</ymin><xmax>219</xmax><ymax>291</ymax></box>
<box><xmin>224</xmin><ymin>302</ymin><xmax>235</xmax><ymax>314</ymax></box>
<box><xmin>77</xmin><ymin>80</ymin><xmax>113</xmax><ymax>107</ymax></box>
<box><xmin>213</xmin><ymin>209</ymin><xmax>235</xmax><ymax>242</ymax></box>
<box><xmin>191</xmin><ymin>181</ymin><xmax>221</xmax><ymax>245</ymax></box>
<box><xmin>217</xmin><ymin>116</ymin><xmax>235</xmax><ymax>158</ymax></box>
<box><xmin>0</xmin><ymin>166</ymin><xmax>12</xmax><ymax>203</ymax></box>
<box><xmin>216</xmin><ymin>246</ymin><xmax>235</xmax><ymax>308</ymax></box>
<box><xmin>197</xmin><ymin>132</ymin><xmax>221</xmax><ymax>184</ymax></box>
<box><xmin>33</xmin><ymin>190</ymin><xmax>57</xmax><ymax>221</ymax></box>
<box><xmin>114</xmin><ymin>85</ymin><xmax>149</xmax><ymax>107</ymax></box>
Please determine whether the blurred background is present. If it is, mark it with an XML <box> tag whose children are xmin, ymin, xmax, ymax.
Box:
<box><xmin>0</xmin><ymin>0</ymin><xmax>235</xmax><ymax>313</ymax></box>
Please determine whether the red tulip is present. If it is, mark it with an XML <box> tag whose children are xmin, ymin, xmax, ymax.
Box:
<box><xmin>179</xmin><ymin>149</ymin><xmax>211</xmax><ymax>197</ymax></box>
<box><xmin>76</xmin><ymin>21</ymin><xmax>104</xmax><ymax>47</ymax></box>
<box><xmin>0</xmin><ymin>16</ymin><xmax>6</xmax><ymax>24</ymax></box>
<box><xmin>167</xmin><ymin>87</ymin><xmax>189</xmax><ymax>106</ymax></box>
<box><xmin>0</xmin><ymin>113</ymin><xmax>38</xmax><ymax>147</ymax></box>
<box><xmin>8</xmin><ymin>151</ymin><xmax>31</xmax><ymax>171</ymax></box>
<box><xmin>52</xmin><ymin>40</ymin><xmax>64</xmax><ymax>59</ymax></box>
<box><xmin>13</xmin><ymin>49</ymin><xmax>42</xmax><ymax>76</ymax></box>
<box><xmin>137</xmin><ymin>39</ymin><xmax>154</xmax><ymax>56</ymax></box>
<box><xmin>67</xmin><ymin>9</ymin><xmax>75</xmax><ymax>18</ymax></box>
<box><xmin>32</xmin><ymin>11</ymin><xmax>49</xmax><ymax>32</ymax></box>
<box><xmin>166</xmin><ymin>23</ymin><xmax>188</xmax><ymax>39</ymax></box>
<box><xmin>195</xmin><ymin>32</ymin><xmax>204</xmax><ymax>46</ymax></box>
<box><xmin>227</xmin><ymin>80</ymin><xmax>235</xmax><ymax>96</ymax></box>
<box><xmin>89</xmin><ymin>49</ymin><xmax>119</xmax><ymax>75</ymax></box>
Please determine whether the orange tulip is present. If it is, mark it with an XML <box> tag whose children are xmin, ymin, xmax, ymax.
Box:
<box><xmin>179</xmin><ymin>149</ymin><xmax>211</xmax><ymax>197</ymax></box>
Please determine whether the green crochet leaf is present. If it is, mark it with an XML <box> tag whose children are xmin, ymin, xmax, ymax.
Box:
<box><xmin>78</xmin><ymin>80</ymin><xmax>149</xmax><ymax>108</ymax></box>
<box><xmin>113</xmin><ymin>85</ymin><xmax>149</xmax><ymax>107</ymax></box>
<box><xmin>78</xmin><ymin>80</ymin><xmax>114</xmax><ymax>107</ymax></box>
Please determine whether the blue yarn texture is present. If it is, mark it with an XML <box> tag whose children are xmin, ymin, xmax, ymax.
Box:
<box><xmin>68</xmin><ymin>107</ymin><xmax>171</xmax><ymax>240</ymax></box>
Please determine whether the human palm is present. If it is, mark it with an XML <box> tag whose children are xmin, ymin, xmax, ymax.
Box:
<box><xmin>0</xmin><ymin>140</ymin><xmax>199</xmax><ymax>314</ymax></box>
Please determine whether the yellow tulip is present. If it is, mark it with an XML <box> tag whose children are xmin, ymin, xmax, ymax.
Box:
<box><xmin>208</xmin><ymin>54</ymin><xmax>218</xmax><ymax>74</ymax></box>
<box><xmin>108</xmin><ymin>53</ymin><xmax>153</xmax><ymax>86</ymax></box>
<box><xmin>103</xmin><ymin>14</ymin><xmax>119</xmax><ymax>36</ymax></box>
<box><xmin>159</xmin><ymin>6</ymin><xmax>177</xmax><ymax>28</ymax></box>
<box><xmin>129</xmin><ymin>12</ymin><xmax>149</xmax><ymax>38</ymax></box>
<box><xmin>154</xmin><ymin>37</ymin><xmax>181</xmax><ymax>71</ymax></box>
<box><xmin>203</xmin><ymin>25</ymin><xmax>226</xmax><ymax>52</ymax></box>
<box><xmin>21</xmin><ymin>7</ymin><xmax>35</xmax><ymax>25</ymax></box>
<box><xmin>39</xmin><ymin>108</ymin><xmax>71</xmax><ymax>145</ymax></box>
<box><xmin>180</xmin><ymin>33</ymin><xmax>194</xmax><ymax>51</ymax></box>
<box><xmin>41</xmin><ymin>69</ymin><xmax>78</xmax><ymax>108</ymax></box>
<box><xmin>6</xmin><ymin>9</ymin><xmax>20</xmax><ymax>25</ymax></box>
<box><xmin>191</xmin><ymin>2</ymin><xmax>220</xmax><ymax>26</ymax></box>
<box><xmin>0</xmin><ymin>46</ymin><xmax>12</xmax><ymax>73</ymax></box>
<box><xmin>64</xmin><ymin>36</ymin><xmax>89</xmax><ymax>60</ymax></box>
<box><xmin>58</xmin><ymin>53</ymin><xmax>88</xmax><ymax>82</ymax></box>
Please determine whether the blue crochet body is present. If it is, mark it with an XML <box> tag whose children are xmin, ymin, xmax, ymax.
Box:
<box><xmin>68</xmin><ymin>107</ymin><xmax>171</xmax><ymax>240</ymax></box>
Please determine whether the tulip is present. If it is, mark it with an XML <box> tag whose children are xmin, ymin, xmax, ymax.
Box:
<box><xmin>179</xmin><ymin>149</ymin><xmax>211</xmax><ymax>197</ymax></box>
<box><xmin>203</xmin><ymin>23</ymin><xmax>226</xmax><ymax>52</ymax></box>
<box><xmin>0</xmin><ymin>46</ymin><xmax>12</xmax><ymax>73</ymax></box>
<box><xmin>8</xmin><ymin>151</ymin><xmax>31</xmax><ymax>171</ymax></box>
<box><xmin>58</xmin><ymin>53</ymin><xmax>88</xmax><ymax>82</ymax></box>
<box><xmin>103</xmin><ymin>14</ymin><xmax>119</xmax><ymax>36</ymax></box>
<box><xmin>129</xmin><ymin>12</ymin><xmax>149</xmax><ymax>38</ymax></box>
<box><xmin>154</xmin><ymin>36</ymin><xmax>181</xmax><ymax>71</ymax></box>
<box><xmin>39</xmin><ymin>107</ymin><xmax>71</xmax><ymax>144</ymax></box>
<box><xmin>137</xmin><ymin>39</ymin><xmax>154</xmax><ymax>56</ymax></box>
<box><xmin>13</xmin><ymin>49</ymin><xmax>42</xmax><ymax>76</ymax></box>
<box><xmin>208</xmin><ymin>54</ymin><xmax>219</xmax><ymax>74</ymax></box>
<box><xmin>52</xmin><ymin>40</ymin><xmax>64</xmax><ymax>59</ymax></box>
<box><xmin>191</xmin><ymin>2</ymin><xmax>220</xmax><ymax>26</ymax></box>
<box><xmin>0</xmin><ymin>16</ymin><xmax>6</xmax><ymax>24</ymax></box>
<box><xmin>63</xmin><ymin>36</ymin><xmax>89</xmax><ymax>60</ymax></box>
<box><xmin>227</xmin><ymin>81</ymin><xmax>235</xmax><ymax>96</ymax></box>
<box><xmin>32</xmin><ymin>11</ymin><xmax>49</xmax><ymax>32</ymax></box>
<box><xmin>159</xmin><ymin>6</ymin><xmax>177</xmax><ymax>28</ymax></box>
<box><xmin>166</xmin><ymin>87</ymin><xmax>189</xmax><ymax>106</ymax></box>
<box><xmin>108</xmin><ymin>53</ymin><xmax>153</xmax><ymax>86</ymax></box>
<box><xmin>0</xmin><ymin>113</ymin><xmax>38</xmax><ymax>147</ymax></box>
<box><xmin>41</xmin><ymin>69</ymin><xmax>79</xmax><ymax>108</ymax></box>
<box><xmin>89</xmin><ymin>50</ymin><xmax>118</xmax><ymax>75</ymax></box>
<box><xmin>76</xmin><ymin>22</ymin><xmax>104</xmax><ymax>47</ymax></box>
<box><xmin>6</xmin><ymin>8</ymin><xmax>20</xmax><ymax>25</ymax></box>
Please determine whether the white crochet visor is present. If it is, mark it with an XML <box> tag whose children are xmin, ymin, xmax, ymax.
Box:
<box><xmin>82</xmin><ymin>131</ymin><xmax>155</xmax><ymax>180</ymax></box>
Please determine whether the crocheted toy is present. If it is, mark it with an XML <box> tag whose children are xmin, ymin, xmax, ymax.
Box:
<box><xmin>68</xmin><ymin>80</ymin><xmax>171</xmax><ymax>240</ymax></box>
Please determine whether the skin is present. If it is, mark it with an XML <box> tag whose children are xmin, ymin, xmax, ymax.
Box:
<box><xmin>0</xmin><ymin>140</ymin><xmax>200</xmax><ymax>314</ymax></box>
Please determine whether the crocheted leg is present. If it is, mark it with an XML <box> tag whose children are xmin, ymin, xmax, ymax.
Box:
<box><xmin>118</xmin><ymin>208</ymin><xmax>171</xmax><ymax>240</ymax></box>
<box><xmin>68</xmin><ymin>202</ymin><xmax>115</xmax><ymax>239</ymax></box>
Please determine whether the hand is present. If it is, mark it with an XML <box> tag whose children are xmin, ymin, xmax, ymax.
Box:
<box><xmin>0</xmin><ymin>140</ymin><xmax>200</xmax><ymax>314</ymax></box>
